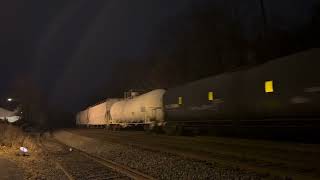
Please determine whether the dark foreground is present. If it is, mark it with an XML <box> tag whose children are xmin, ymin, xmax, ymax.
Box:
<box><xmin>0</xmin><ymin>158</ymin><xmax>23</xmax><ymax>180</ymax></box>
<box><xmin>1</xmin><ymin>123</ymin><xmax>320</xmax><ymax>179</ymax></box>
<box><xmin>56</xmin><ymin>128</ymin><xmax>320</xmax><ymax>179</ymax></box>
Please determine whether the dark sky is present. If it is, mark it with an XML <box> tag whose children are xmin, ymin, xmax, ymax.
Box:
<box><xmin>0</xmin><ymin>0</ymin><xmax>318</xmax><ymax>112</ymax></box>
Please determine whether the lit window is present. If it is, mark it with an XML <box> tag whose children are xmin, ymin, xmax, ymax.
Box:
<box><xmin>265</xmin><ymin>80</ymin><xmax>274</xmax><ymax>93</ymax></box>
<box><xmin>208</xmin><ymin>91</ymin><xmax>214</xmax><ymax>101</ymax></box>
<box><xmin>178</xmin><ymin>97</ymin><xmax>183</xmax><ymax>105</ymax></box>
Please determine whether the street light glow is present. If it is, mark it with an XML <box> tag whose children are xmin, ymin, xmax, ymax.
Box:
<box><xmin>7</xmin><ymin>98</ymin><xmax>13</xmax><ymax>102</ymax></box>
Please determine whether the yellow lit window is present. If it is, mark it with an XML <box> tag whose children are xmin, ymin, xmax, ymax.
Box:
<box><xmin>208</xmin><ymin>91</ymin><xmax>214</xmax><ymax>101</ymax></box>
<box><xmin>265</xmin><ymin>80</ymin><xmax>274</xmax><ymax>93</ymax></box>
<box><xmin>178</xmin><ymin>97</ymin><xmax>183</xmax><ymax>105</ymax></box>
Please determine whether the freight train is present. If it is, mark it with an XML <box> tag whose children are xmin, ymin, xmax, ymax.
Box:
<box><xmin>76</xmin><ymin>48</ymin><xmax>320</xmax><ymax>134</ymax></box>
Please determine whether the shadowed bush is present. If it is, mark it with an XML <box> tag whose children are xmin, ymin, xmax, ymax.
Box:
<box><xmin>0</xmin><ymin>123</ymin><xmax>38</xmax><ymax>151</ymax></box>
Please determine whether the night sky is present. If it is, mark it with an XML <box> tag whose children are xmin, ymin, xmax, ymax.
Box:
<box><xmin>0</xmin><ymin>0</ymin><xmax>318</xmax><ymax>112</ymax></box>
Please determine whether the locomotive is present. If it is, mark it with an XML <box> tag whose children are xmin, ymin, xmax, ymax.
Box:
<box><xmin>76</xmin><ymin>48</ymin><xmax>320</xmax><ymax>134</ymax></box>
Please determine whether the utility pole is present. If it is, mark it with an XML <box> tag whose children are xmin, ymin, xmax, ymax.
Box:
<box><xmin>248</xmin><ymin>0</ymin><xmax>268</xmax><ymax>64</ymax></box>
<box><xmin>260</xmin><ymin>0</ymin><xmax>267</xmax><ymax>35</ymax></box>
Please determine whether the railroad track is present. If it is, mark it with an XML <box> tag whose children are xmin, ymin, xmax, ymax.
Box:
<box><xmin>39</xmin><ymin>138</ymin><xmax>154</xmax><ymax>180</ymax></box>
<box><xmin>65</xmin><ymin>129</ymin><xmax>320</xmax><ymax>179</ymax></box>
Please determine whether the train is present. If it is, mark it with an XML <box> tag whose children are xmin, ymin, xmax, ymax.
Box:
<box><xmin>76</xmin><ymin>48</ymin><xmax>320</xmax><ymax>134</ymax></box>
<box><xmin>76</xmin><ymin>98</ymin><xmax>121</xmax><ymax>127</ymax></box>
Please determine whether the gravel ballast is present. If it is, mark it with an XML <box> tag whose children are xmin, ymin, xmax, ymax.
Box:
<box><xmin>97</xmin><ymin>143</ymin><xmax>263</xmax><ymax>179</ymax></box>
<box><xmin>54</xmin><ymin>130</ymin><xmax>268</xmax><ymax>180</ymax></box>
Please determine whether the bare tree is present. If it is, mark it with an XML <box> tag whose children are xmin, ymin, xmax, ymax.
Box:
<box><xmin>10</xmin><ymin>76</ymin><xmax>48</xmax><ymax>128</ymax></box>
<box><xmin>146</xmin><ymin>5</ymin><xmax>247</xmax><ymax>88</ymax></box>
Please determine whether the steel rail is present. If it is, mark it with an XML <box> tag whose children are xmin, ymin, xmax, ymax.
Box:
<box><xmin>40</xmin><ymin>138</ymin><xmax>155</xmax><ymax>180</ymax></box>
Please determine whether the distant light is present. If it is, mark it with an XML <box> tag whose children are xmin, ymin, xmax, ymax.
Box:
<box><xmin>265</xmin><ymin>80</ymin><xmax>274</xmax><ymax>93</ymax></box>
<box><xmin>7</xmin><ymin>98</ymin><xmax>13</xmax><ymax>102</ymax></box>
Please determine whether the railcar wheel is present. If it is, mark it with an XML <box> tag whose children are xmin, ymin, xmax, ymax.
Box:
<box><xmin>163</xmin><ymin>125</ymin><xmax>176</xmax><ymax>135</ymax></box>
<box><xmin>111</xmin><ymin>124</ymin><xmax>120</xmax><ymax>131</ymax></box>
<box><xmin>152</xmin><ymin>126</ymin><xmax>163</xmax><ymax>133</ymax></box>
<box><xmin>143</xmin><ymin>124</ymin><xmax>151</xmax><ymax>133</ymax></box>
<box><xmin>175</xmin><ymin>125</ymin><xmax>185</xmax><ymax>135</ymax></box>
<box><xmin>105</xmin><ymin>125</ymin><xmax>111</xmax><ymax>130</ymax></box>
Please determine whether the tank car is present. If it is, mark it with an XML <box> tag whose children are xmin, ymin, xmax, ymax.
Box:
<box><xmin>76</xmin><ymin>109</ymin><xmax>89</xmax><ymax>127</ymax></box>
<box><xmin>110</xmin><ymin>89</ymin><xmax>166</xmax><ymax>129</ymax></box>
<box><xmin>76</xmin><ymin>98</ymin><xmax>120</xmax><ymax>127</ymax></box>
<box><xmin>87</xmin><ymin>99</ymin><xmax>120</xmax><ymax>127</ymax></box>
<box><xmin>163</xmin><ymin>48</ymin><xmax>320</xmax><ymax>132</ymax></box>
<box><xmin>87</xmin><ymin>102</ymin><xmax>107</xmax><ymax>127</ymax></box>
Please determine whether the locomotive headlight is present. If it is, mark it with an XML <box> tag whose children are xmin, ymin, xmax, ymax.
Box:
<box><xmin>265</xmin><ymin>80</ymin><xmax>274</xmax><ymax>93</ymax></box>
